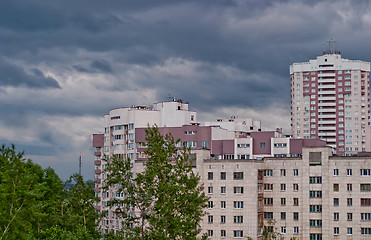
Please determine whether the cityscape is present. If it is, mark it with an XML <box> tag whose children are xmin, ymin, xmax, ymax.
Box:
<box><xmin>2</xmin><ymin>0</ymin><xmax>371</xmax><ymax>239</ymax></box>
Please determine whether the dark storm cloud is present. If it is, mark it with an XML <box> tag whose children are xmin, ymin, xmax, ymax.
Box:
<box><xmin>73</xmin><ymin>59</ymin><xmax>113</xmax><ymax>73</ymax></box>
<box><xmin>0</xmin><ymin>59</ymin><xmax>61</xmax><ymax>89</ymax></box>
<box><xmin>1</xmin><ymin>0</ymin><xmax>371</xmax><ymax>179</ymax></box>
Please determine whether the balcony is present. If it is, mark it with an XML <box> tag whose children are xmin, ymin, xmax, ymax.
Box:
<box><xmin>318</xmin><ymin>120</ymin><xmax>336</xmax><ymax>124</ymax></box>
<box><xmin>94</xmin><ymin>178</ymin><xmax>101</xmax><ymax>184</ymax></box>
<box><xmin>318</xmin><ymin>91</ymin><xmax>336</xmax><ymax>95</ymax></box>
<box><xmin>318</xmin><ymin>108</ymin><xmax>336</xmax><ymax>113</ymax></box>
<box><xmin>318</xmin><ymin>85</ymin><xmax>335</xmax><ymax>89</ymax></box>
<box><xmin>318</xmin><ymin>73</ymin><xmax>335</xmax><ymax>77</ymax></box>
<box><xmin>325</xmin><ymin>138</ymin><xmax>337</xmax><ymax>142</ymax></box>
<box><xmin>94</xmin><ymin>169</ymin><xmax>101</xmax><ymax>174</ymax></box>
<box><xmin>318</xmin><ymin>78</ymin><xmax>336</xmax><ymax>83</ymax></box>
<box><xmin>318</xmin><ymin>126</ymin><xmax>336</xmax><ymax>131</ymax></box>
<box><xmin>94</xmin><ymin>205</ymin><xmax>101</xmax><ymax>211</ymax></box>
<box><xmin>318</xmin><ymin>132</ymin><xmax>336</xmax><ymax>136</ymax></box>
<box><xmin>94</xmin><ymin>151</ymin><xmax>101</xmax><ymax>157</ymax></box>
<box><xmin>318</xmin><ymin>96</ymin><xmax>336</xmax><ymax>101</ymax></box>
<box><xmin>318</xmin><ymin>102</ymin><xmax>336</xmax><ymax>107</ymax></box>
<box><xmin>94</xmin><ymin>160</ymin><xmax>101</xmax><ymax>165</ymax></box>
<box><xmin>94</xmin><ymin>188</ymin><xmax>101</xmax><ymax>193</ymax></box>
<box><xmin>318</xmin><ymin>114</ymin><xmax>336</xmax><ymax>118</ymax></box>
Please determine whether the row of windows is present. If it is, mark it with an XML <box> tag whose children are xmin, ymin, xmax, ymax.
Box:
<box><xmin>208</xmin><ymin>201</ymin><xmax>244</xmax><ymax>209</ymax></box>
<box><xmin>208</xmin><ymin>215</ymin><xmax>244</xmax><ymax>224</ymax></box>
<box><xmin>207</xmin><ymin>230</ymin><xmax>243</xmax><ymax>238</ymax></box>
<box><xmin>266</xmin><ymin>212</ymin><xmax>299</xmax><ymax>220</ymax></box>
<box><xmin>208</xmin><ymin>172</ymin><xmax>244</xmax><ymax>180</ymax></box>
<box><xmin>208</xmin><ymin>186</ymin><xmax>244</xmax><ymax>194</ymax></box>
<box><xmin>333</xmin><ymin>183</ymin><xmax>371</xmax><ymax>192</ymax></box>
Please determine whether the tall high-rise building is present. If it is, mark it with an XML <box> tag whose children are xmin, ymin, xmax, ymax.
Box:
<box><xmin>290</xmin><ymin>48</ymin><xmax>371</xmax><ymax>155</ymax></box>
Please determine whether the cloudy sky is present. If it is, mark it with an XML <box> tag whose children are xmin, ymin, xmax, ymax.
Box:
<box><xmin>1</xmin><ymin>0</ymin><xmax>371</xmax><ymax>180</ymax></box>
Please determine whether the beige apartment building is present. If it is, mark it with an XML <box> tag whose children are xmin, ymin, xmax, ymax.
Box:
<box><xmin>200</xmin><ymin>146</ymin><xmax>371</xmax><ymax>239</ymax></box>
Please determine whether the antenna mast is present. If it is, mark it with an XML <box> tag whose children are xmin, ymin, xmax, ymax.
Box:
<box><xmin>79</xmin><ymin>154</ymin><xmax>82</xmax><ymax>176</ymax></box>
<box><xmin>327</xmin><ymin>39</ymin><xmax>337</xmax><ymax>54</ymax></box>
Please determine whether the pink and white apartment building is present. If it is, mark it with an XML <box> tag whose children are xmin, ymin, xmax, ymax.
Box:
<box><xmin>92</xmin><ymin>100</ymin><xmax>327</xmax><ymax>234</ymax></box>
<box><xmin>290</xmin><ymin>50</ymin><xmax>371</xmax><ymax>155</ymax></box>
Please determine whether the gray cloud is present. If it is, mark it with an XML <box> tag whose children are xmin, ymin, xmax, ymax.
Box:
<box><xmin>1</xmin><ymin>0</ymin><xmax>371</xmax><ymax>179</ymax></box>
<box><xmin>0</xmin><ymin>59</ymin><xmax>61</xmax><ymax>89</ymax></box>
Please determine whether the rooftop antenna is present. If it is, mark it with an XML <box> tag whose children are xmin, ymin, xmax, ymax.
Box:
<box><xmin>327</xmin><ymin>39</ymin><xmax>336</xmax><ymax>54</ymax></box>
<box><xmin>167</xmin><ymin>93</ymin><xmax>176</xmax><ymax>101</ymax></box>
<box><xmin>79</xmin><ymin>154</ymin><xmax>82</xmax><ymax>176</ymax></box>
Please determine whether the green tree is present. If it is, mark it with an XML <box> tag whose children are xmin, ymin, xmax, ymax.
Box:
<box><xmin>0</xmin><ymin>144</ymin><xmax>46</xmax><ymax>240</ymax></box>
<box><xmin>105</xmin><ymin>126</ymin><xmax>208</xmax><ymax>239</ymax></box>
<box><xmin>0</xmin><ymin>144</ymin><xmax>100</xmax><ymax>240</ymax></box>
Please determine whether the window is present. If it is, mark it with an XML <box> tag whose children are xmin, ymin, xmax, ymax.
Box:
<box><xmin>220</xmin><ymin>172</ymin><xmax>226</xmax><ymax>180</ymax></box>
<box><xmin>347</xmin><ymin>227</ymin><xmax>352</xmax><ymax>235</ymax></box>
<box><xmin>234</xmin><ymin>201</ymin><xmax>243</xmax><ymax>209</ymax></box>
<box><xmin>128</xmin><ymin>123</ymin><xmax>134</xmax><ymax>130</ymax></box>
<box><xmin>347</xmin><ymin>213</ymin><xmax>353</xmax><ymax>221</ymax></box>
<box><xmin>334</xmin><ymin>227</ymin><xmax>339</xmax><ymax>235</ymax></box>
<box><xmin>263</xmin><ymin>169</ymin><xmax>273</xmax><ymax>176</ymax></box>
<box><xmin>334</xmin><ymin>169</ymin><xmax>339</xmax><ymax>176</ymax></box>
<box><xmin>293</xmin><ymin>198</ymin><xmax>299</xmax><ymax>206</ymax></box>
<box><xmin>221</xmin><ymin>186</ymin><xmax>226</xmax><ymax>194</ymax></box>
<box><xmin>333</xmin><ymin>184</ymin><xmax>339</xmax><ymax>192</ymax></box>
<box><xmin>185</xmin><ymin>130</ymin><xmax>197</xmax><ymax>135</ymax></box>
<box><xmin>234</xmin><ymin>187</ymin><xmax>244</xmax><ymax>194</ymax></box>
<box><xmin>293</xmin><ymin>169</ymin><xmax>299</xmax><ymax>176</ymax></box>
<box><xmin>260</xmin><ymin>142</ymin><xmax>266</xmax><ymax>148</ymax></box>
<box><xmin>310</xmin><ymin>205</ymin><xmax>322</xmax><ymax>213</ymax></box>
<box><xmin>207</xmin><ymin>230</ymin><xmax>213</xmax><ymax>237</ymax></box>
<box><xmin>347</xmin><ymin>198</ymin><xmax>352</xmax><ymax>206</ymax></box>
<box><xmin>202</xmin><ymin>141</ymin><xmax>207</xmax><ymax>148</ymax></box>
<box><xmin>234</xmin><ymin>216</ymin><xmax>243</xmax><ymax>223</ymax></box>
<box><xmin>293</xmin><ymin>184</ymin><xmax>299</xmax><ymax>191</ymax></box>
<box><xmin>208</xmin><ymin>215</ymin><xmax>213</xmax><ymax>224</ymax></box>
<box><xmin>208</xmin><ymin>187</ymin><xmax>213</xmax><ymax>194</ymax></box>
<box><xmin>281</xmin><ymin>212</ymin><xmax>286</xmax><ymax>220</ymax></box>
<box><xmin>280</xmin><ymin>169</ymin><xmax>286</xmax><ymax>176</ymax></box>
<box><xmin>233</xmin><ymin>172</ymin><xmax>243</xmax><ymax>180</ymax></box>
<box><xmin>264</xmin><ymin>184</ymin><xmax>273</xmax><ymax>191</ymax></box>
<box><xmin>221</xmin><ymin>230</ymin><xmax>226</xmax><ymax>237</ymax></box>
<box><xmin>281</xmin><ymin>226</ymin><xmax>286</xmax><ymax>234</ymax></box>
<box><xmin>234</xmin><ymin>230</ymin><xmax>243</xmax><ymax>238</ymax></box>
<box><xmin>237</xmin><ymin>143</ymin><xmax>250</xmax><ymax>148</ymax></box>
<box><xmin>334</xmin><ymin>198</ymin><xmax>339</xmax><ymax>206</ymax></box>
<box><xmin>310</xmin><ymin>191</ymin><xmax>322</xmax><ymax>198</ymax></box>
<box><xmin>334</xmin><ymin>212</ymin><xmax>339</xmax><ymax>221</ymax></box>
<box><xmin>208</xmin><ymin>201</ymin><xmax>213</xmax><ymax>209</ymax></box>
<box><xmin>208</xmin><ymin>172</ymin><xmax>213</xmax><ymax>180</ymax></box>
<box><xmin>264</xmin><ymin>212</ymin><xmax>273</xmax><ymax>219</ymax></box>
<box><xmin>221</xmin><ymin>201</ymin><xmax>226</xmax><ymax>209</ymax></box>
<box><xmin>347</xmin><ymin>184</ymin><xmax>352</xmax><ymax>191</ymax></box>
<box><xmin>361</xmin><ymin>228</ymin><xmax>371</xmax><ymax>235</ymax></box>
<box><xmin>361</xmin><ymin>169</ymin><xmax>371</xmax><ymax>176</ymax></box>
<box><xmin>294</xmin><ymin>227</ymin><xmax>299</xmax><ymax>234</ymax></box>
<box><xmin>293</xmin><ymin>212</ymin><xmax>299</xmax><ymax>220</ymax></box>
<box><xmin>361</xmin><ymin>198</ymin><xmax>371</xmax><ymax>206</ymax></box>
<box><xmin>361</xmin><ymin>213</ymin><xmax>371</xmax><ymax>221</ymax></box>
<box><xmin>361</xmin><ymin>184</ymin><xmax>371</xmax><ymax>192</ymax></box>
<box><xmin>281</xmin><ymin>184</ymin><xmax>286</xmax><ymax>191</ymax></box>
<box><xmin>185</xmin><ymin>141</ymin><xmax>197</xmax><ymax>148</ymax></box>
<box><xmin>281</xmin><ymin>198</ymin><xmax>286</xmax><ymax>206</ymax></box>
<box><xmin>310</xmin><ymin>220</ymin><xmax>322</xmax><ymax>227</ymax></box>
<box><xmin>264</xmin><ymin>198</ymin><xmax>273</xmax><ymax>206</ymax></box>
<box><xmin>310</xmin><ymin>234</ymin><xmax>321</xmax><ymax>239</ymax></box>
<box><xmin>309</xmin><ymin>176</ymin><xmax>322</xmax><ymax>184</ymax></box>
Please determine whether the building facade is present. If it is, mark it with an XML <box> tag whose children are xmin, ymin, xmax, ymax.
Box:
<box><xmin>93</xmin><ymin>100</ymin><xmax>371</xmax><ymax>239</ymax></box>
<box><xmin>290</xmin><ymin>50</ymin><xmax>371</xmax><ymax>155</ymax></box>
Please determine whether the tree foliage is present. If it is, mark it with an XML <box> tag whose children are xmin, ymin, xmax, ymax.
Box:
<box><xmin>105</xmin><ymin>126</ymin><xmax>208</xmax><ymax>239</ymax></box>
<box><xmin>0</xmin><ymin>144</ymin><xmax>99</xmax><ymax>240</ymax></box>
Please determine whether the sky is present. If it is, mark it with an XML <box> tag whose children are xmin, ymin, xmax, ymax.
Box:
<box><xmin>1</xmin><ymin>0</ymin><xmax>371</xmax><ymax>180</ymax></box>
